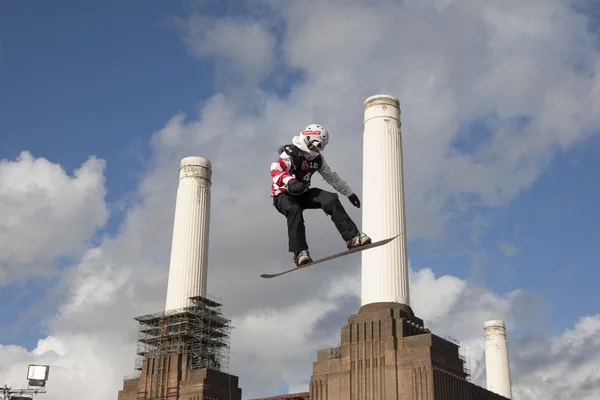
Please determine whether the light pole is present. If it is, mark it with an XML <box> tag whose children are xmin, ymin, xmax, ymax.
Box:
<box><xmin>0</xmin><ymin>365</ymin><xmax>50</xmax><ymax>400</ymax></box>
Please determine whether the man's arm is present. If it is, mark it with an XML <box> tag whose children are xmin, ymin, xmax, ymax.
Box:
<box><xmin>318</xmin><ymin>158</ymin><xmax>353</xmax><ymax>196</ymax></box>
<box><xmin>270</xmin><ymin>151</ymin><xmax>294</xmax><ymax>188</ymax></box>
<box><xmin>271</xmin><ymin>151</ymin><xmax>306</xmax><ymax>194</ymax></box>
<box><xmin>318</xmin><ymin>158</ymin><xmax>361</xmax><ymax>207</ymax></box>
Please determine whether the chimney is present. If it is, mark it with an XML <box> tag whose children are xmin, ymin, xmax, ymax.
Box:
<box><xmin>361</xmin><ymin>94</ymin><xmax>410</xmax><ymax>307</ymax></box>
<box><xmin>164</xmin><ymin>156</ymin><xmax>212</xmax><ymax>311</ymax></box>
<box><xmin>484</xmin><ymin>320</ymin><xmax>513</xmax><ymax>399</ymax></box>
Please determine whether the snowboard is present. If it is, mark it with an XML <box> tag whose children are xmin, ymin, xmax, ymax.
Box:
<box><xmin>260</xmin><ymin>235</ymin><xmax>399</xmax><ymax>279</ymax></box>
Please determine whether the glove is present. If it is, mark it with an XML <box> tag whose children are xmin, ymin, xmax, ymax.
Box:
<box><xmin>287</xmin><ymin>178</ymin><xmax>307</xmax><ymax>194</ymax></box>
<box><xmin>348</xmin><ymin>193</ymin><xmax>360</xmax><ymax>208</ymax></box>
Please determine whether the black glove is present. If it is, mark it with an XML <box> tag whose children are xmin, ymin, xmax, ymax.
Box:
<box><xmin>348</xmin><ymin>193</ymin><xmax>360</xmax><ymax>208</ymax></box>
<box><xmin>287</xmin><ymin>178</ymin><xmax>307</xmax><ymax>194</ymax></box>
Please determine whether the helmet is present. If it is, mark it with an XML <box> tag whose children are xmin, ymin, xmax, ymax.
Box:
<box><xmin>301</xmin><ymin>124</ymin><xmax>329</xmax><ymax>153</ymax></box>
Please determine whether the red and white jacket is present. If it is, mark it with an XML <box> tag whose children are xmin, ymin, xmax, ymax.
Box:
<box><xmin>270</xmin><ymin>143</ymin><xmax>353</xmax><ymax>197</ymax></box>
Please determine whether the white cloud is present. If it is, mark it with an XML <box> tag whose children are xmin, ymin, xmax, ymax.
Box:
<box><xmin>274</xmin><ymin>0</ymin><xmax>600</xmax><ymax>218</ymax></box>
<box><xmin>0</xmin><ymin>151</ymin><xmax>108</xmax><ymax>284</ymax></box>
<box><xmin>168</xmin><ymin>12</ymin><xmax>277</xmax><ymax>91</ymax></box>
<box><xmin>509</xmin><ymin>314</ymin><xmax>600</xmax><ymax>399</ymax></box>
<box><xmin>2</xmin><ymin>0</ymin><xmax>600</xmax><ymax>399</ymax></box>
<box><xmin>0</xmin><ymin>333</ymin><xmax>136</xmax><ymax>399</ymax></box>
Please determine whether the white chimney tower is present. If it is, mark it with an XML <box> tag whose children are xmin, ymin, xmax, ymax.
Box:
<box><xmin>165</xmin><ymin>156</ymin><xmax>212</xmax><ymax>312</ymax></box>
<box><xmin>484</xmin><ymin>320</ymin><xmax>513</xmax><ymax>399</ymax></box>
<box><xmin>361</xmin><ymin>94</ymin><xmax>410</xmax><ymax>307</ymax></box>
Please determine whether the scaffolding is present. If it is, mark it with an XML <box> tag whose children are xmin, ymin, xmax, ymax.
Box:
<box><xmin>444</xmin><ymin>336</ymin><xmax>471</xmax><ymax>380</ymax></box>
<box><xmin>133</xmin><ymin>294</ymin><xmax>232</xmax><ymax>377</ymax></box>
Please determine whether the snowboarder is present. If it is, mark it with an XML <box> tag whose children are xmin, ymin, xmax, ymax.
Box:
<box><xmin>270</xmin><ymin>123</ymin><xmax>371</xmax><ymax>267</ymax></box>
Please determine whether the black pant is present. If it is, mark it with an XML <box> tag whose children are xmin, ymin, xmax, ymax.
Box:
<box><xmin>273</xmin><ymin>188</ymin><xmax>360</xmax><ymax>253</ymax></box>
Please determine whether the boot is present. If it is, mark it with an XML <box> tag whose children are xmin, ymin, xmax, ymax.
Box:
<box><xmin>293</xmin><ymin>250</ymin><xmax>313</xmax><ymax>266</ymax></box>
<box><xmin>346</xmin><ymin>232</ymin><xmax>372</xmax><ymax>249</ymax></box>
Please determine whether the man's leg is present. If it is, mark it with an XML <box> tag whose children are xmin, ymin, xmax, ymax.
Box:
<box><xmin>303</xmin><ymin>188</ymin><xmax>361</xmax><ymax>242</ymax></box>
<box><xmin>272</xmin><ymin>193</ymin><xmax>309</xmax><ymax>254</ymax></box>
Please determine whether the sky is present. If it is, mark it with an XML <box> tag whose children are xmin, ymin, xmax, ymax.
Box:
<box><xmin>1</xmin><ymin>0</ymin><xmax>600</xmax><ymax>399</ymax></box>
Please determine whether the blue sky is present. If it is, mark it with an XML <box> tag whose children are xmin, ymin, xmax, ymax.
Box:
<box><xmin>1</xmin><ymin>1</ymin><xmax>600</xmax><ymax>398</ymax></box>
<box><xmin>1</xmin><ymin>0</ymin><xmax>210</xmax><ymax>347</ymax></box>
<box><xmin>424</xmin><ymin>133</ymin><xmax>600</xmax><ymax>332</ymax></box>
<box><xmin>1</xmin><ymin>1</ymin><xmax>211</xmax><ymax>209</ymax></box>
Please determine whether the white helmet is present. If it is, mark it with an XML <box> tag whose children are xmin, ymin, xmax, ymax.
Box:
<box><xmin>300</xmin><ymin>124</ymin><xmax>329</xmax><ymax>153</ymax></box>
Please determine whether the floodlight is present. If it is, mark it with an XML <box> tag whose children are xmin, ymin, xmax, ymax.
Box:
<box><xmin>26</xmin><ymin>365</ymin><xmax>49</xmax><ymax>387</ymax></box>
